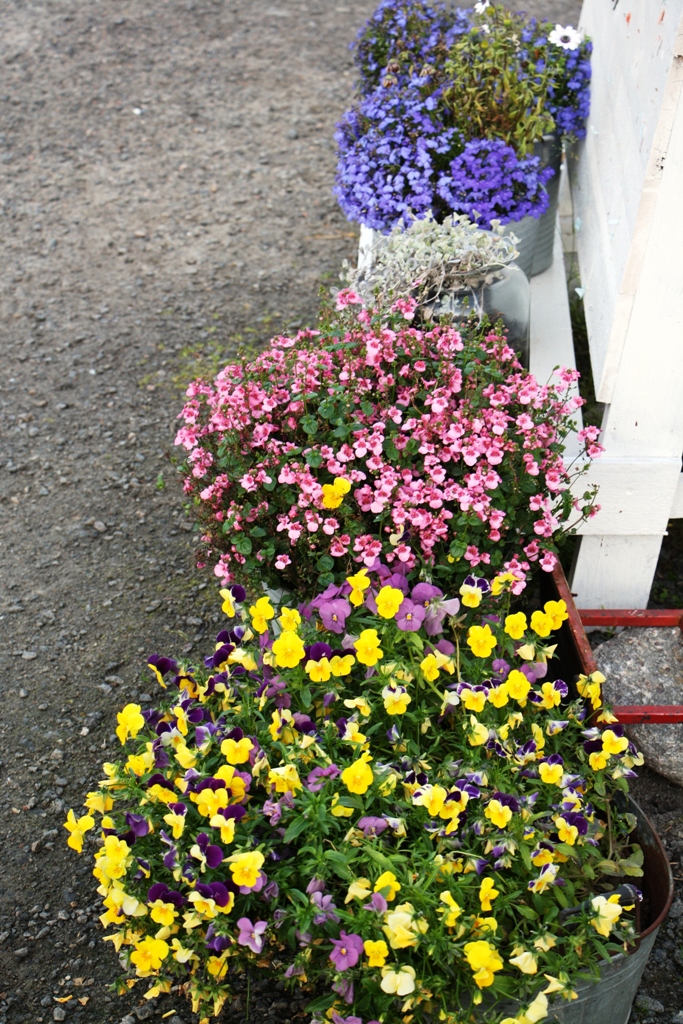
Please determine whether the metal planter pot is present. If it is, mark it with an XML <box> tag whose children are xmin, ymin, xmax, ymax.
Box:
<box><xmin>427</xmin><ymin>264</ymin><xmax>530</xmax><ymax>368</ymax></box>
<box><xmin>479</xmin><ymin>795</ymin><xmax>672</xmax><ymax>1024</ymax></box>
<box><xmin>500</xmin><ymin>133</ymin><xmax>564</xmax><ymax>279</ymax></box>
<box><xmin>548</xmin><ymin>798</ymin><xmax>673</xmax><ymax>1024</ymax></box>
<box><xmin>500</xmin><ymin>214</ymin><xmax>540</xmax><ymax>280</ymax></box>
<box><xmin>536</xmin><ymin>563</ymin><xmax>676</xmax><ymax>1024</ymax></box>
<box><xmin>532</xmin><ymin>133</ymin><xmax>564</xmax><ymax>277</ymax></box>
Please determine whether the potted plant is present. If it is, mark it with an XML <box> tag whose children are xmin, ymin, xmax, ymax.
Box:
<box><xmin>63</xmin><ymin>575</ymin><xmax>672</xmax><ymax>1023</ymax></box>
<box><xmin>174</xmin><ymin>297</ymin><xmax>601</xmax><ymax>599</ymax></box>
<box><xmin>346</xmin><ymin>212</ymin><xmax>531</xmax><ymax>366</ymax></box>
<box><xmin>337</xmin><ymin>0</ymin><xmax>593</xmax><ymax>276</ymax></box>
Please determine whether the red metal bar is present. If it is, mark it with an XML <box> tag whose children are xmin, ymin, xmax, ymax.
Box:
<box><xmin>551</xmin><ymin>564</ymin><xmax>598</xmax><ymax>675</ymax></box>
<box><xmin>578</xmin><ymin>609</ymin><xmax>683</xmax><ymax>628</ymax></box>
<box><xmin>613</xmin><ymin>705</ymin><xmax>683</xmax><ymax>724</ymax></box>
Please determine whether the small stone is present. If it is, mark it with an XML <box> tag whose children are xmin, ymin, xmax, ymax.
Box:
<box><xmin>145</xmin><ymin>600</ymin><xmax>161</xmax><ymax>612</ymax></box>
<box><xmin>105</xmin><ymin>675</ymin><xmax>124</xmax><ymax>685</ymax></box>
<box><xmin>119</xmin><ymin>1015</ymin><xmax>136</xmax><ymax>1024</ymax></box>
<box><xmin>14</xmin><ymin>946</ymin><xmax>29</xmax><ymax>957</ymax></box>
<box><xmin>635</xmin><ymin>995</ymin><xmax>665</xmax><ymax>1014</ymax></box>
<box><xmin>596</xmin><ymin>627</ymin><xmax>683</xmax><ymax>785</ymax></box>
<box><xmin>19</xmin><ymin>688</ymin><xmax>28</xmax><ymax>698</ymax></box>
<box><xmin>22</xmin><ymin>651</ymin><xmax>37</xmax><ymax>660</ymax></box>
<box><xmin>41</xmin><ymin>995</ymin><xmax>52</xmax><ymax>1007</ymax></box>
<box><xmin>672</xmin><ymin>1012</ymin><xmax>683</xmax><ymax>1024</ymax></box>
<box><xmin>50</xmin><ymin>748</ymin><xmax>64</xmax><ymax>761</ymax></box>
<box><xmin>93</xmin><ymin>521</ymin><xmax>107</xmax><ymax>533</ymax></box>
<box><xmin>98</xmin><ymin>684</ymin><xmax>112</xmax><ymax>694</ymax></box>
<box><xmin>138</xmin><ymin>692</ymin><xmax>151</xmax><ymax>703</ymax></box>
<box><xmin>670</xmin><ymin>898</ymin><xmax>683</xmax><ymax>919</ymax></box>
<box><xmin>53</xmin><ymin>1009</ymin><xmax>67</xmax><ymax>1022</ymax></box>
<box><xmin>55</xmin><ymin>777</ymin><xmax>68</xmax><ymax>787</ymax></box>
<box><xmin>135</xmin><ymin>1006</ymin><xmax>155</xmax><ymax>1020</ymax></box>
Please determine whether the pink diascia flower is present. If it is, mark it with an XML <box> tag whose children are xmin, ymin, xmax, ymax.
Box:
<box><xmin>176</xmin><ymin>310</ymin><xmax>597</xmax><ymax>592</ymax></box>
<box><xmin>335</xmin><ymin>288</ymin><xmax>364</xmax><ymax>310</ymax></box>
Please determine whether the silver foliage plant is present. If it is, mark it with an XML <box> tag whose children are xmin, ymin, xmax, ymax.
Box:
<box><xmin>346</xmin><ymin>212</ymin><xmax>520</xmax><ymax>305</ymax></box>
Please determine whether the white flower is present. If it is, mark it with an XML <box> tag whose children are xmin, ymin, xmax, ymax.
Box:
<box><xmin>548</xmin><ymin>24</ymin><xmax>582</xmax><ymax>50</ymax></box>
<box><xmin>474</xmin><ymin>0</ymin><xmax>490</xmax><ymax>12</ymax></box>
<box><xmin>381</xmin><ymin>965</ymin><xmax>416</xmax><ymax>996</ymax></box>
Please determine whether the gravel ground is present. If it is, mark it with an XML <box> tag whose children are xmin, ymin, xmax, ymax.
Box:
<box><xmin>7</xmin><ymin>2</ymin><xmax>679</xmax><ymax>1024</ymax></box>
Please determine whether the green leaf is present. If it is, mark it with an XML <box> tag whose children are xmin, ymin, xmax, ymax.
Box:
<box><xmin>553</xmin><ymin>885</ymin><xmax>569</xmax><ymax>909</ymax></box>
<box><xmin>619</xmin><ymin>861</ymin><xmax>644</xmax><ymax>878</ymax></box>
<box><xmin>515</xmin><ymin>903</ymin><xmax>538</xmax><ymax>921</ymax></box>
<box><xmin>519</xmin><ymin>844</ymin><xmax>533</xmax><ymax>873</ymax></box>
<box><xmin>555</xmin><ymin>842</ymin><xmax>579</xmax><ymax>861</ymax></box>
<box><xmin>300</xmin><ymin>686</ymin><xmax>312</xmax><ymax>709</ymax></box>
<box><xmin>300</xmin><ymin>414</ymin><xmax>318</xmax><ymax>436</ymax></box>
<box><xmin>317</xmin><ymin>572</ymin><xmax>335</xmax><ymax>588</ymax></box>
<box><xmin>305</xmin><ymin>993</ymin><xmax>338</xmax><ymax>1014</ymax></box>
<box><xmin>316</xmin><ymin>555</ymin><xmax>334</xmax><ymax>571</ymax></box>
<box><xmin>283</xmin><ymin>816</ymin><xmax>310</xmax><ymax>843</ymax></box>
<box><xmin>323</xmin><ymin>850</ymin><xmax>352</xmax><ymax>880</ymax></box>
<box><xmin>262</xmin><ymin>478</ymin><xmax>276</xmax><ymax>492</ymax></box>
<box><xmin>233</xmin><ymin>536</ymin><xmax>252</xmax><ymax>555</ymax></box>
<box><xmin>249</xmin><ymin>527</ymin><xmax>267</xmax><ymax>538</ymax></box>
<box><xmin>305</xmin><ymin>452</ymin><xmax>323</xmax><ymax>468</ymax></box>
<box><xmin>596</xmin><ymin>859</ymin><xmax>622</xmax><ymax>876</ymax></box>
<box><xmin>594</xmin><ymin>776</ymin><xmax>606</xmax><ymax>797</ymax></box>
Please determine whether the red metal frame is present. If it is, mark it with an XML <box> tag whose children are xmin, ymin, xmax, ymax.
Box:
<box><xmin>574</xmin><ymin>600</ymin><xmax>683</xmax><ymax>725</ymax></box>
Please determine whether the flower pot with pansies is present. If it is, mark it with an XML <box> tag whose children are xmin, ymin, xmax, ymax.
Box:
<box><xmin>63</xmin><ymin>564</ymin><xmax>672</xmax><ymax>1023</ymax></box>
<box><xmin>336</xmin><ymin>0</ymin><xmax>592</xmax><ymax>278</ymax></box>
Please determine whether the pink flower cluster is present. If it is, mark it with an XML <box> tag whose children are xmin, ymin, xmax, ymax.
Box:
<box><xmin>176</xmin><ymin>298</ymin><xmax>601</xmax><ymax>596</ymax></box>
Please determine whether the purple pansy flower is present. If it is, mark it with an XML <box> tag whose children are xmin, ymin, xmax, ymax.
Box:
<box><xmin>194</xmin><ymin>832</ymin><xmax>223</xmax><ymax>869</ymax></box>
<box><xmin>237</xmin><ymin>917</ymin><xmax>268</xmax><ymax>954</ymax></box>
<box><xmin>319</xmin><ymin>598</ymin><xmax>352</xmax><ymax>634</ymax></box>
<box><xmin>357</xmin><ymin>816</ymin><xmax>388</xmax><ymax>837</ymax></box>
<box><xmin>329</xmin><ymin>931</ymin><xmax>364</xmax><ymax>971</ymax></box>
<box><xmin>395</xmin><ymin>598</ymin><xmax>426</xmax><ymax>632</ymax></box>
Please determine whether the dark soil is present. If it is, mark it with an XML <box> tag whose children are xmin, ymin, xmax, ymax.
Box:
<box><xmin>4</xmin><ymin>2</ymin><xmax>679</xmax><ymax>1024</ymax></box>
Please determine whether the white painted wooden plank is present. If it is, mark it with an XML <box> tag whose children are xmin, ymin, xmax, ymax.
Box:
<box><xmin>570</xmin><ymin>534</ymin><xmax>664</xmax><ymax>609</ymax></box>
<box><xmin>671</xmin><ymin>473</ymin><xmax>683</xmax><ymax>519</ymax></box>
<box><xmin>574</xmin><ymin>457</ymin><xmax>682</xmax><ymax>535</ymax></box>
<box><xmin>529</xmin><ymin>199</ymin><xmax>582</xmax><ymax>462</ymax></box>
<box><xmin>599</xmin><ymin>89</ymin><xmax>683</xmax><ymax>458</ymax></box>
<box><xmin>573</xmin><ymin>1</ymin><xmax>683</xmax><ymax>401</ymax></box>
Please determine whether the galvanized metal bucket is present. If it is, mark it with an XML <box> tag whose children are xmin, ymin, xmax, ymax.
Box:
<box><xmin>547</xmin><ymin>798</ymin><xmax>673</xmax><ymax>1023</ymax></box>
<box><xmin>479</xmin><ymin>797</ymin><xmax>672</xmax><ymax>1024</ymax></box>
<box><xmin>500</xmin><ymin>214</ymin><xmax>539</xmax><ymax>279</ymax></box>
<box><xmin>531</xmin><ymin>133</ymin><xmax>564</xmax><ymax>277</ymax></box>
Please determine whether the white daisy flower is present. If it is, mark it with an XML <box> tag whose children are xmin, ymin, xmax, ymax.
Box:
<box><xmin>474</xmin><ymin>0</ymin><xmax>490</xmax><ymax>12</ymax></box>
<box><xmin>548</xmin><ymin>24</ymin><xmax>582</xmax><ymax>50</ymax></box>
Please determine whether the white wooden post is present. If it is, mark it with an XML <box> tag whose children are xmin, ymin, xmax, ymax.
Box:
<box><xmin>568</xmin><ymin>0</ymin><xmax>683</xmax><ymax>609</ymax></box>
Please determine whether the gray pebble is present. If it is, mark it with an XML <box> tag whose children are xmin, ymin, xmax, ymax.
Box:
<box><xmin>635</xmin><ymin>995</ymin><xmax>665</xmax><ymax>1014</ymax></box>
<box><xmin>672</xmin><ymin>1013</ymin><xmax>683</xmax><ymax>1024</ymax></box>
<box><xmin>55</xmin><ymin>777</ymin><xmax>68</xmax><ymax>788</ymax></box>
<box><xmin>596</xmin><ymin>628</ymin><xmax>683</xmax><ymax>785</ymax></box>
<box><xmin>671</xmin><ymin>898</ymin><xmax>683</xmax><ymax>920</ymax></box>
<box><xmin>53</xmin><ymin>1010</ymin><xmax>67</xmax><ymax>1023</ymax></box>
<box><xmin>93</xmin><ymin>521</ymin><xmax>107</xmax><ymax>533</ymax></box>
